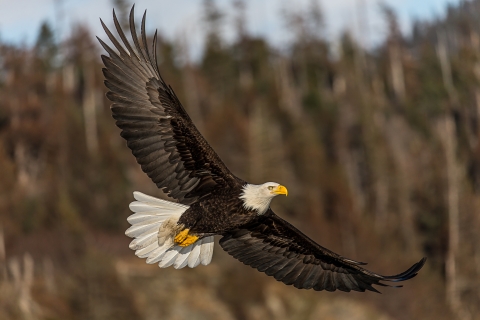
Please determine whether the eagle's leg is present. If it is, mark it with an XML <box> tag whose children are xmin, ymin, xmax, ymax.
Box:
<box><xmin>174</xmin><ymin>229</ymin><xmax>199</xmax><ymax>247</ymax></box>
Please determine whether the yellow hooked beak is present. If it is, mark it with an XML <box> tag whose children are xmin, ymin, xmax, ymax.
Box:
<box><xmin>272</xmin><ymin>185</ymin><xmax>288</xmax><ymax>196</ymax></box>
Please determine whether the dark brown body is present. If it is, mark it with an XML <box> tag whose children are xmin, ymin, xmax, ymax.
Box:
<box><xmin>178</xmin><ymin>185</ymin><xmax>257</xmax><ymax>235</ymax></box>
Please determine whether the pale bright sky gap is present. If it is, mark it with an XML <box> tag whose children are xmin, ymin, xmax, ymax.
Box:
<box><xmin>0</xmin><ymin>0</ymin><xmax>461</xmax><ymax>59</ymax></box>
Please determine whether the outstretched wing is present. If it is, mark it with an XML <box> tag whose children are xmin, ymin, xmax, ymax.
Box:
<box><xmin>220</xmin><ymin>210</ymin><xmax>426</xmax><ymax>293</ymax></box>
<box><xmin>98</xmin><ymin>7</ymin><xmax>242</xmax><ymax>204</ymax></box>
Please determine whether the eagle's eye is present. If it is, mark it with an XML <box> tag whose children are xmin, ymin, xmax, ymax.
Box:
<box><xmin>268</xmin><ymin>186</ymin><xmax>274</xmax><ymax>190</ymax></box>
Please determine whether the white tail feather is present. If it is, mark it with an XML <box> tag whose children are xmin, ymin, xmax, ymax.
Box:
<box><xmin>173</xmin><ymin>246</ymin><xmax>193</xmax><ymax>269</ymax></box>
<box><xmin>145</xmin><ymin>238</ymin><xmax>173</xmax><ymax>264</ymax></box>
<box><xmin>129</xmin><ymin>231</ymin><xmax>157</xmax><ymax>250</ymax></box>
<box><xmin>188</xmin><ymin>240</ymin><xmax>202</xmax><ymax>268</ymax></box>
<box><xmin>200</xmin><ymin>237</ymin><xmax>214</xmax><ymax>265</ymax></box>
<box><xmin>126</xmin><ymin>191</ymin><xmax>214</xmax><ymax>269</ymax></box>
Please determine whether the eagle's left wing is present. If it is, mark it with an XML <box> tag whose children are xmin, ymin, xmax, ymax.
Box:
<box><xmin>98</xmin><ymin>7</ymin><xmax>243</xmax><ymax>205</ymax></box>
<box><xmin>220</xmin><ymin>210</ymin><xmax>426</xmax><ymax>293</ymax></box>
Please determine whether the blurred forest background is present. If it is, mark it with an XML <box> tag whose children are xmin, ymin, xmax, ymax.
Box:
<box><xmin>1</xmin><ymin>0</ymin><xmax>480</xmax><ymax>319</ymax></box>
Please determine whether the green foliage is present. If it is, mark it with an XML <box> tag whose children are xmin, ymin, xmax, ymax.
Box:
<box><xmin>35</xmin><ymin>21</ymin><xmax>57</xmax><ymax>71</ymax></box>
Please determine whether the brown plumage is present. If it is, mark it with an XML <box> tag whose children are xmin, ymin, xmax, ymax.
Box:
<box><xmin>220</xmin><ymin>211</ymin><xmax>425</xmax><ymax>292</ymax></box>
<box><xmin>99</xmin><ymin>6</ymin><xmax>426</xmax><ymax>293</ymax></box>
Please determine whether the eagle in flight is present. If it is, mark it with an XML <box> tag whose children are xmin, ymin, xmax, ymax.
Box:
<box><xmin>98</xmin><ymin>6</ymin><xmax>426</xmax><ymax>293</ymax></box>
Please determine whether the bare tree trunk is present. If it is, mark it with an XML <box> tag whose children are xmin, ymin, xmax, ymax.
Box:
<box><xmin>370</xmin><ymin>77</ymin><xmax>390</xmax><ymax>231</ymax></box>
<box><xmin>62</xmin><ymin>63</ymin><xmax>76</xmax><ymax>94</ymax></box>
<box><xmin>83</xmin><ymin>64</ymin><xmax>99</xmax><ymax>157</ymax></box>
<box><xmin>437</xmin><ymin>33</ymin><xmax>457</xmax><ymax>103</ymax></box>
<box><xmin>436</xmin><ymin>32</ymin><xmax>465</xmax><ymax>317</ymax></box>
<box><xmin>239</xmin><ymin>63</ymin><xmax>253</xmax><ymax>93</ymax></box>
<box><xmin>438</xmin><ymin>116</ymin><xmax>461</xmax><ymax>316</ymax></box>
<box><xmin>248</xmin><ymin>103</ymin><xmax>265</xmax><ymax>181</ymax></box>
<box><xmin>8</xmin><ymin>254</ymin><xmax>39</xmax><ymax>319</ymax></box>
<box><xmin>389</xmin><ymin>44</ymin><xmax>406</xmax><ymax>101</ymax></box>
<box><xmin>274</xmin><ymin>58</ymin><xmax>302</xmax><ymax>121</ymax></box>
<box><xmin>371</xmin><ymin>117</ymin><xmax>389</xmax><ymax>232</ymax></box>
<box><xmin>337</xmin><ymin>106</ymin><xmax>365</xmax><ymax>217</ymax></box>
<box><xmin>388</xmin><ymin>117</ymin><xmax>416</xmax><ymax>250</ymax></box>
<box><xmin>43</xmin><ymin>258</ymin><xmax>56</xmax><ymax>294</ymax></box>
<box><xmin>336</xmin><ymin>103</ymin><xmax>359</xmax><ymax>257</ymax></box>
<box><xmin>20</xmin><ymin>253</ymin><xmax>36</xmax><ymax>319</ymax></box>
<box><xmin>10</xmin><ymin>97</ymin><xmax>42</xmax><ymax>195</ymax></box>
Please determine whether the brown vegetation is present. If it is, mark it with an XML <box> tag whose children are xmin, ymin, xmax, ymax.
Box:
<box><xmin>1</xmin><ymin>0</ymin><xmax>479</xmax><ymax>319</ymax></box>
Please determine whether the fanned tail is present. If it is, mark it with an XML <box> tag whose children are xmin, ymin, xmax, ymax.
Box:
<box><xmin>125</xmin><ymin>191</ymin><xmax>214</xmax><ymax>269</ymax></box>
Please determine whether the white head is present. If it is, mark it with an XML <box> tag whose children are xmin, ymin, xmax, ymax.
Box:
<box><xmin>239</xmin><ymin>182</ymin><xmax>288</xmax><ymax>215</ymax></box>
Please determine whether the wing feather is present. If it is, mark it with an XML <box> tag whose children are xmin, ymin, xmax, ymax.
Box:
<box><xmin>99</xmin><ymin>6</ymin><xmax>243</xmax><ymax>204</ymax></box>
<box><xmin>220</xmin><ymin>210</ymin><xmax>426</xmax><ymax>293</ymax></box>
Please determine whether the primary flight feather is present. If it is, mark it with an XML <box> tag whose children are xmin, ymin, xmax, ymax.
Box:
<box><xmin>98</xmin><ymin>6</ymin><xmax>426</xmax><ymax>293</ymax></box>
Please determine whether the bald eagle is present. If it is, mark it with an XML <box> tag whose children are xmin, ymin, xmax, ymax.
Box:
<box><xmin>98</xmin><ymin>6</ymin><xmax>426</xmax><ymax>293</ymax></box>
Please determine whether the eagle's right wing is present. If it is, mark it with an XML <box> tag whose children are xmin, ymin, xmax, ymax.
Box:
<box><xmin>98</xmin><ymin>7</ymin><xmax>242</xmax><ymax>204</ymax></box>
<box><xmin>220</xmin><ymin>210</ymin><xmax>426</xmax><ymax>292</ymax></box>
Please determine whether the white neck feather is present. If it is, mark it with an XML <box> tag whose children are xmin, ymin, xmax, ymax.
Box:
<box><xmin>239</xmin><ymin>184</ymin><xmax>273</xmax><ymax>215</ymax></box>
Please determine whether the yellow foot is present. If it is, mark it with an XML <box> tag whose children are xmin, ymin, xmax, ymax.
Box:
<box><xmin>174</xmin><ymin>229</ymin><xmax>199</xmax><ymax>247</ymax></box>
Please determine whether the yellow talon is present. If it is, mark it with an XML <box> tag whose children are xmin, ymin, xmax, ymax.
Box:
<box><xmin>180</xmin><ymin>235</ymin><xmax>199</xmax><ymax>247</ymax></box>
<box><xmin>174</xmin><ymin>229</ymin><xmax>189</xmax><ymax>243</ymax></box>
<box><xmin>174</xmin><ymin>229</ymin><xmax>199</xmax><ymax>247</ymax></box>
